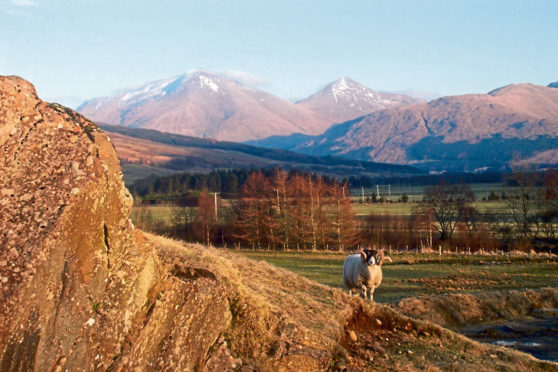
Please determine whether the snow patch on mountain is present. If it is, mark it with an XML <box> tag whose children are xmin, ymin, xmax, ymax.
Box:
<box><xmin>119</xmin><ymin>75</ymin><xmax>184</xmax><ymax>105</ymax></box>
<box><xmin>329</xmin><ymin>77</ymin><xmax>396</xmax><ymax>107</ymax></box>
<box><xmin>198</xmin><ymin>75</ymin><xmax>219</xmax><ymax>92</ymax></box>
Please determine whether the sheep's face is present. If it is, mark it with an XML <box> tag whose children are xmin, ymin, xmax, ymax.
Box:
<box><xmin>361</xmin><ymin>249</ymin><xmax>381</xmax><ymax>266</ymax></box>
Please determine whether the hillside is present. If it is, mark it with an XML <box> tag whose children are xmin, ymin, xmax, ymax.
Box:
<box><xmin>77</xmin><ymin>70</ymin><xmax>330</xmax><ymax>142</ymax></box>
<box><xmin>252</xmin><ymin>83</ymin><xmax>558</xmax><ymax>172</ymax></box>
<box><xmin>297</xmin><ymin>77</ymin><xmax>422</xmax><ymax>124</ymax></box>
<box><xmin>99</xmin><ymin>124</ymin><xmax>425</xmax><ymax>183</ymax></box>
<box><xmin>1</xmin><ymin>75</ymin><xmax>556</xmax><ymax>371</ymax></box>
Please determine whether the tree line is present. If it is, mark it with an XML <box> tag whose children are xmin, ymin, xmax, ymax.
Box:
<box><xmin>132</xmin><ymin>168</ymin><xmax>558</xmax><ymax>253</ymax></box>
<box><xmin>363</xmin><ymin>169</ymin><xmax>558</xmax><ymax>252</ymax></box>
<box><xmin>130</xmin><ymin>168</ymin><xmax>339</xmax><ymax>201</ymax></box>
<box><xmin>232</xmin><ymin>170</ymin><xmax>357</xmax><ymax>250</ymax></box>
<box><xmin>134</xmin><ymin>169</ymin><xmax>358</xmax><ymax>250</ymax></box>
<box><xmin>129</xmin><ymin>168</ymin><xmax>510</xmax><ymax>203</ymax></box>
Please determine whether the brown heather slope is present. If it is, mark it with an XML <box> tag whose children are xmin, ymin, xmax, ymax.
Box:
<box><xmin>99</xmin><ymin>125</ymin><xmax>424</xmax><ymax>183</ymax></box>
<box><xmin>1</xmin><ymin>76</ymin><xmax>555</xmax><ymax>371</ymax></box>
<box><xmin>77</xmin><ymin>71</ymin><xmax>330</xmax><ymax>142</ymax></box>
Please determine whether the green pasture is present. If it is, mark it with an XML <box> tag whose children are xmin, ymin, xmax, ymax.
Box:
<box><xmin>351</xmin><ymin>183</ymin><xmax>514</xmax><ymax>201</ymax></box>
<box><xmin>353</xmin><ymin>200</ymin><xmax>508</xmax><ymax>216</ymax></box>
<box><xmin>237</xmin><ymin>250</ymin><xmax>558</xmax><ymax>303</ymax></box>
<box><xmin>134</xmin><ymin>198</ymin><xmax>510</xmax><ymax>223</ymax></box>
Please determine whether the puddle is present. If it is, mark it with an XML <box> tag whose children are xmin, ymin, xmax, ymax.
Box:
<box><xmin>460</xmin><ymin>316</ymin><xmax>558</xmax><ymax>362</ymax></box>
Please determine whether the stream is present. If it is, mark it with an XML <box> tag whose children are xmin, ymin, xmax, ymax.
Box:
<box><xmin>460</xmin><ymin>316</ymin><xmax>558</xmax><ymax>362</ymax></box>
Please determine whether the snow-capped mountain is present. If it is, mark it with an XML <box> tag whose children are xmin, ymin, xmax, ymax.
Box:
<box><xmin>296</xmin><ymin>77</ymin><xmax>423</xmax><ymax>123</ymax></box>
<box><xmin>77</xmin><ymin>70</ymin><xmax>331</xmax><ymax>142</ymax></box>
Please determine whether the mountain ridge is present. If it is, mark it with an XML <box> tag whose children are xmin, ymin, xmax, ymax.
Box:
<box><xmin>251</xmin><ymin>83</ymin><xmax>558</xmax><ymax>171</ymax></box>
<box><xmin>78</xmin><ymin>72</ymin><xmax>422</xmax><ymax>142</ymax></box>
<box><xmin>78</xmin><ymin>70</ymin><xmax>331</xmax><ymax>142</ymax></box>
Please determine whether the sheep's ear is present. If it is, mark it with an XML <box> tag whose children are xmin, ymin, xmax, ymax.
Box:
<box><xmin>360</xmin><ymin>251</ymin><xmax>367</xmax><ymax>263</ymax></box>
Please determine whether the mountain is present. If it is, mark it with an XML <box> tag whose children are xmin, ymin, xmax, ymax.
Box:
<box><xmin>549</xmin><ymin>82</ymin><xmax>558</xmax><ymax>88</ymax></box>
<box><xmin>78</xmin><ymin>70</ymin><xmax>331</xmax><ymax>142</ymax></box>
<box><xmin>98</xmin><ymin>124</ymin><xmax>424</xmax><ymax>184</ymax></box>
<box><xmin>253</xmin><ymin>83</ymin><xmax>558</xmax><ymax>172</ymax></box>
<box><xmin>297</xmin><ymin>77</ymin><xmax>422</xmax><ymax>124</ymax></box>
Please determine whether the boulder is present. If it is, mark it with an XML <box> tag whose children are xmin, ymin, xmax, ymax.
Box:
<box><xmin>0</xmin><ymin>76</ymin><xmax>230</xmax><ymax>371</ymax></box>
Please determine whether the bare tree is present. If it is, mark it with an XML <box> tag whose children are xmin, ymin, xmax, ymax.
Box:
<box><xmin>271</xmin><ymin>169</ymin><xmax>290</xmax><ymax>250</ymax></box>
<box><xmin>540</xmin><ymin>168</ymin><xmax>558</xmax><ymax>239</ymax></box>
<box><xmin>195</xmin><ymin>188</ymin><xmax>216</xmax><ymax>246</ymax></box>
<box><xmin>424</xmin><ymin>182</ymin><xmax>474</xmax><ymax>240</ymax></box>
<box><xmin>506</xmin><ymin>168</ymin><xmax>538</xmax><ymax>239</ymax></box>
<box><xmin>234</xmin><ymin>171</ymin><xmax>270</xmax><ymax>249</ymax></box>
<box><xmin>330</xmin><ymin>182</ymin><xmax>358</xmax><ymax>250</ymax></box>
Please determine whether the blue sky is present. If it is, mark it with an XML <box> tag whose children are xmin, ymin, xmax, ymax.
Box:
<box><xmin>1</xmin><ymin>0</ymin><xmax>557</xmax><ymax>107</ymax></box>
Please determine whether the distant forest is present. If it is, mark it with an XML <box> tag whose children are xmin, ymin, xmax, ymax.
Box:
<box><xmin>129</xmin><ymin>168</ymin><xmax>509</xmax><ymax>202</ymax></box>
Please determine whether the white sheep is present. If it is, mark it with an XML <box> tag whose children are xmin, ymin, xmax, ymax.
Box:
<box><xmin>342</xmin><ymin>248</ymin><xmax>392</xmax><ymax>301</ymax></box>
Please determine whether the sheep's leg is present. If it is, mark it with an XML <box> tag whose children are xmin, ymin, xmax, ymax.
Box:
<box><xmin>360</xmin><ymin>285</ymin><xmax>367</xmax><ymax>299</ymax></box>
<box><xmin>369</xmin><ymin>288</ymin><xmax>375</xmax><ymax>302</ymax></box>
<box><xmin>348</xmin><ymin>288</ymin><xmax>353</xmax><ymax>296</ymax></box>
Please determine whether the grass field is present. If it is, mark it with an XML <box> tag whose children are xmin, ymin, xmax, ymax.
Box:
<box><xmin>351</xmin><ymin>183</ymin><xmax>516</xmax><ymax>202</ymax></box>
<box><xmin>352</xmin><ymin>200</ymin><xmax>509</xmax><ymax>216</ymax></box>
<box><xmin>237</xmin><ymin>250</ymin><xmax>558</xmax><ymax>303</ymax></box>
<box><xmin>134</xmin><ymin>198</ymin><xmax>510</xmax><ymax>223</ymax></box>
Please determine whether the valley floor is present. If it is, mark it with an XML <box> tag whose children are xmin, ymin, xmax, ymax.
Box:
<box><xmin>238</xmin><ymin>250</ymin><xmax>558</xmax><ymax>303</ymax></box>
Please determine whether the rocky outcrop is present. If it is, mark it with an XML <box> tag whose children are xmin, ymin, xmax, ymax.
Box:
<box><xmin>0</xmin><ymin>76</ymin><xmax>231</xmax><ymax>371</ymax></box>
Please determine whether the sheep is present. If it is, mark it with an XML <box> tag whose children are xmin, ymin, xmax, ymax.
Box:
<box><xmin>342</xmin><ymin>248</ymin><xmax>392</xmax><ymax>301</ymax></box>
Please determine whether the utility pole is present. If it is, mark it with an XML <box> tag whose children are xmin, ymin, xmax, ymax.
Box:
<box><xmin>274</xmin><ymin>188</ymin><xmax>281</xmax><ymax>212</ymax></box>
<box><xmin>376</xmin><ymin>185</ymin><xmax>380</xmax><ymax>198</ymax></box>
<box><xmin>388</xmin><ymin>184</ymin><xmax>391</xmax><ymax>201</ymax></box>
<box><xmin>210</xmin><ymin>192</ymin><xmax>220</xmax><ymax>221</ymax></box>
<box><xmin>361</xmin><ymin>186</ymin><xmax>365</xmax><ymax>204</ymax></box>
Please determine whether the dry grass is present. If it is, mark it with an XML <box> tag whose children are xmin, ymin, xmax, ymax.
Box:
<box><xmin>395</xmin><ymin>288</ymin><xmax>558</xmax><ymax>329</ymax></box>
<box><xmin>144</xmin><ymin>232</ymin><xmax>557</xmax><ymax>371</ymax></box>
